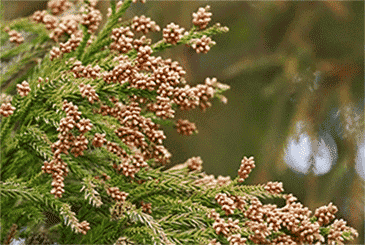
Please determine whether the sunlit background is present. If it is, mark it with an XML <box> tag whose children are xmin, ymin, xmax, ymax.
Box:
<box><xmin>2</xmin><ymin>1</ymin><xmax>364</xmax><ymax>244</ymax></box>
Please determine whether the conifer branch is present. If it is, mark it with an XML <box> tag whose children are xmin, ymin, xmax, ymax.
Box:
<box><xmin>0</xmin><ymin>1</ymin><xmax>359</xmax><ymax>244</ymax></box>
<box><xmin>81</xmin><ymin>0</ymin><xmax>133</xmax><ymax>64</ymax></box>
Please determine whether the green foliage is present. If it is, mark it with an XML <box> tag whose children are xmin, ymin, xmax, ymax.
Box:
<box><xmin>0</xmin><ymin>1</ymin><xmax>359</xmax><ymax>245</ymax></box>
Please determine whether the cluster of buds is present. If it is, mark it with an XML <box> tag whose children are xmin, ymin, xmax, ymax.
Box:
<box><xmin>189</xmin><ymin>35</ymin><xmax>216</xmax><ymax>54</ymax></box>
<box><xmin>62</xmin><ymin>100</ymin><xmax>82</xmax><ymax>121</ymax></box>
<box><xmin>72</xmin><ymin>61</ymin><xmax>101</xmax><ymax>79</ymax></box>
<box><xmin>237</xmin><ymin>156</ymin><xmax>255</xmax><ymax>182</ymax></box>
<box><xmin>59</xmin><ymin>30</ymin><xmax>83</xmax><ymax>54</ymax></box>
<box><xmin>135</xmin><ymin>46</ymin><xmax>153</xmax><ymax>70</ymax></box>
<box><xmin>76</xmin><ymin>118</ymin><xmax>93</xmax><ymax>137</ymax></box>
<box><xmin>71</xmin><ymin>134</ymin><xmax>89</xmax><ymax>157</ymax></box>
<box><xmin>107</xmin><ymin>141</ymin><xmax>127</xmax><ymax>158</ymax></box>
<box><xmin>327</xmin><ymin>219</ymin><xmax>359</xmax><ymax>245</ymax></box>
<box><xmin>172</xmin><ymin>78</ymin><xmax>218</xmax><ymax>111</ymax></box>
<box><xmin>270</xmin><ymin>234</ymin><xmax>296</xmax><ymax>245</ymax></box>
<box><xmin>163</xmin><ymin>23</ymin><xmax>185</xmax><ymax>45</ymax></box>
<box><xmin>30</xmin><ymin>10</ymin><xmax>47</xmax><ymax>23</ymax></box>
<box><xmin>16</xmin><ymin>81</ymin><xmax>31</xmax><ymax>97</ymax></box>
<box><xmin>140</xmin><ymin>201</ymin><xmax>152</xmax><ymax>214</ymax></box>
<box><xmin>284</xmin><ymin>193</ymin><xmax>298</xmax><ymax>205</ymax></box>
<box><xmin>192</xmin><ymin>5</ymin><xmax>212</xmax><ymax>29</ymax></box>
<box><xmin>31</xmin><ymin>10</ymin><xmax>59</xmax><ymax>30</ymax></box>
<box><xmin>117</xmin><ymin>161</ymin><xmax>139</xmax><ymax>178</ymax></box>
<box><xmin>60</xmin><ymin>204</ymin><xmax>90</xmax><ymax>235</ymax></box>
<box><xmin>243</xmin><ymin>196</ymin><xmax>265</xmax><ymax>222</ymax></box>
<box><xmin>44</xmin><ymin>14</ymin><xmax>59</xmax><ymax>30</ymax></box>
<box><xmin>132</xmin><ymin>35</ymin><xmax>152</xmax><ymax>52</ymax></box>
<box><xmin>147</xmin><ymin>58</ymin><xmax>186</xmax><ymax>89</ymax></box>
<box><xmin>93</xmin><ymin>102</ymin><xmax>121</xmax><ymax>119</ymax></box>
<box><xmin>106</xmin><ymin>187</ymin><xmax>129</xmax><ymax>202</ymax></box>
<box><xmin>118</xmin><ymin>102</ymin><xmax>142</xmax><ymax>127</ymax></box>
<box><xmin>227</xmin><ymin>234</ymin><xmax>247</xmax><ymax>245</ymax></box>
<box><xmin>213</xmin><ymin>182</ymin><xmax>357</xmax><ymax>244</ymax></box>
<box><xmin>262</xmin><ymin>205</ymin><xmax>282</xmax><ymax>233</ymax></box>
<box><xmin>115</xmin><ymin>126</ymin><xmax>148</xmax><ymax>150</ymax></box>
<box><xmin>42</xmin><ymin>156</ymin><xmax>68</xmax><ymax>199</ymax></box>
<box><xmin>246</xmin><ymin>220</ymin><xmax>272</xmax><ymax>244</ymax></box>
<box><xmin>109</xmin><ymin>102</ymin><xmax>170</xmax><ymax>165</ymax></box>
<box><xmin>231</xmin><ymin>195</ymin><xmax>248</xmax><ymax>212</ymax></box>
<box><xmin>92</xmin><ymin>133</ymin><xmax>107</xmax><ymax>147</ymax></box>
<box><xmin>208</xmin><ymin>188</ymin><xmax>357</xmax><ymax>244</ymax></box>
<box><xmin>80</xmin><ymin>5</ymin><xmax>102</xmax><ymax>34</ymax></box>
<box><xmin>278</xmin><ymin>198</ymin><xmax>323</xmax><ymax>244</ymax></box>
<box><xmin>291</xmin><ymin>218</ymin><xmax>323</xmax><ymax>244</ymax></box>
<box><xmin>215</xmin><ymin>193</ymin><xmax>236</xmax><ymax>216</ymax></box>
<box><xmin>130</xmin><ymin>72</ymin><xmax>156</xmax><ymax>91</ymax></box>
<box><xmin>7</xmin><ymin>29</ymin><xmax>24</xmax><ymax>45</ymax></box>
<box><xmin>186</xmin><ymin>156</ymin><xmax>203</xmax><ymax>171</ymax></box>
<box><xmin>162</xmin><ymin>58</ymin><xmax>187</xmax><ymax>82</ymax></box>
<box><xmin>0</xmin><ymin>103</ymin><xmax>16</xmax><ymax>117</ymax></box>
<box><xmin>110</xmin><ymin>26</ymin><xmax>134</xmax><ymax>53</ymax></box>
<box><xmin>42</xmin><ymin>100</ymin><xmax>92</xmax><ymax>198</ymax></box>
<box><xmin>147</xmin><ymin>96</ymin><xmax>175</xmax><ymax>119</ymax></box>
<box><xmin>57</xmin><ymin>116</ymin><xmax>75</xmax><ymax>133</ymax></box>
<box><xmin>212</xmin><ymin>217</ymin><xmax>240</xmax><ymax>237</ymax></box>
<box><xmin>314</xmin><ymin>202</ymin><xmax>338</xmax><ymax>226</ymax></box>
<box><xmin>50</xmin><ymin>15</ymin><xmax>82</xmax><ymax>42</ymax></box>
<box><xmin>191</xmin><ymin>82</ymin><xmax>215</xmax><ymax>111</ymax></box>
<box><xmin>79</xmin><ymin>83</ymin><xmax>100</xmax><ymax>104</ymax></box>
<box><xmin>172</xmin><ymin>86</ymin><xmax>199</xmax><ymax>111</ymax></box>
<box><xmin>43</xmin><ymin>114</ymin><xmax>70</xmax><ymax>198</ymax></box>
<box><xmin>194</xmin><ymin>173</ymin><xmax>232</xmax><ymax>189</ymax></box>
<box><xmin>131</xmin><ymin>15</ymin><xmax>160</xmax><ymax>34</ymax></box>
<box><xmin>175</xmin><ymin>119</ymin><xmax>198</xmax><ymax>136</ymax></box>
<box><xmin>152</xmin><ymin>66</ymin><xmax>182</xmax><ymax>93</ymax></box>
<box><xmin>50</xmin><ymin>46</ymin><xmax>62</xmax><ymax>61</ymax></box>
<box><xmin>47</xmin><ymin>0</ymin><xmax>72</xmax><ymax>15</ymax></box>
<box><xmin>216</xmin><ymin>175</ymin><xmax>232</xmax><ymax>187</ymax></box>
<box><xmin>152</xmin><ymin>145</ymin><xmax>172</xmax><ymax>165</ymax></box>
<box><xmin>264</xmin><ymin>181</ymin><xmax>284</xmax><ymax>195</ymax></box>
<box><xmin>16</xmin><ymin>3</ymin><xmax>358</xmax><ymax>245</ymax></box>
<box><xmin>103</xmin><ymin>58</ymin><xmax>137</xmax><ymax>84</ymax></box>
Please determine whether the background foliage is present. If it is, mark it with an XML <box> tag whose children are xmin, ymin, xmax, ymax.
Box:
<box><xmin>1</xmin><ymin>1</ymin><xmax>364</xmax><ymax>244</ymax></box>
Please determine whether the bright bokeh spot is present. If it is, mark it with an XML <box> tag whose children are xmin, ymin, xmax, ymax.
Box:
<box><xmin>355</xmin><ymin>135</ymin><xmax>365</xmax><ymax>180</ymax></box>
<box><xmin>284</xmin><ymin>132</ymin><xmax>313</xmax><ymax>174</ymax></box>
<box><xmin>312</xmin><ymin>132</ymin><xmax>337</xmax><ymax>175</ymax></box>
<box><xmin>284</xmin><ymin>121</ymin><xmax>338</xmax><ymax>176</ymax></box>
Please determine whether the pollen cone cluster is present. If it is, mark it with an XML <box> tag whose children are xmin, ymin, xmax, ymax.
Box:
<box><xmin>192</xmin><ymin>5</ymin><xmax>212</xmax><ymax>29</ymax></box>
<box><xmin>7</xmin><ymin>30</ymin><xmax>24</xmax><ymax>45</ymax></box>
<box><xmin>2</xmin><ymin>2</ymin><xmax>359</xmax><ymax>244</ymax></box>
<box><xmin>16</xmin><ymin>81</ymin><xmax>31</xmax><ymax>97</ymax></box>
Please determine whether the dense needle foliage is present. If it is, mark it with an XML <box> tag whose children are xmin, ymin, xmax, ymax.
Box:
<box><xmin>0</xmin><ymin>1</ymin><xmax>359</xmax><ymax>244</ymax></box>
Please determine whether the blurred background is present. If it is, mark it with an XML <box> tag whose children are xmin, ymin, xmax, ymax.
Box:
<box><xmin>2</xmin><ymin>1</ymin><xmax>364</xmax><ymax>244</ymax></box>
